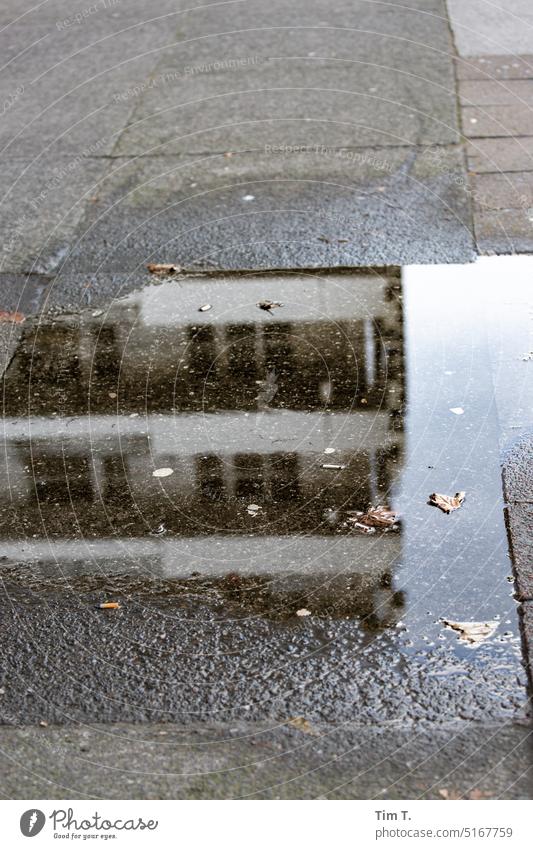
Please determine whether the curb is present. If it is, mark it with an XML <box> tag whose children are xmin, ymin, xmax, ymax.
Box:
<box><xmin>502</xmin><ymin>431</ymin><xmax>533</xmax><ymax>690</ymax></box>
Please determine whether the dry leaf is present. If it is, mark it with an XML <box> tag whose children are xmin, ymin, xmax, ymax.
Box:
<box><xmin>347</xmin><ymin>505</ymin><xmax>399</xmax><ymax>528</ymax></box>
<box><xmin>146</xmin><ymin>263</ymin><xmax>181</xmax><ymax>276</ymax></box>
<box><xmin>0</xmin><ymin>310</ymin><xmax>25</xmax><ymax>323</ymax></box>
<box><xmin>438</xmin><ymin>788</ymin><xmax>461</xmax><ymax>800</ymax></box>
<box><xmin>442</xmin><ymin>619</ymin><xmax>498</xmax><ymax>645</ymax></box>
<box><xmin>296</xmin><ymin>608</ymin><xmax>311</xmax><ymax>617</ymax></box>
<box><xmin>287</xmin><ymin>716</ymin><xmax>318</xmax><ymax>735</ymax></box>
<box><xmin>468</xmin><ymin>789</ymin><xmax>488</xmax><ymax>800</ymax></box>
<box><xmin>257</xmin><ymin>300</ymin><xmax>283</xmax><ymax>312</ymax></box>
<box><xmin>428</xmin><ymin>491</ymin><xmax>465</xmax><ymax>514</ymax></box>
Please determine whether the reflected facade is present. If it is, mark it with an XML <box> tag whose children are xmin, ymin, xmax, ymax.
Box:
<box><xmin>0</xmin><ymin>271</ymin><xmax>405</xmax><ymax>625</ymax></box>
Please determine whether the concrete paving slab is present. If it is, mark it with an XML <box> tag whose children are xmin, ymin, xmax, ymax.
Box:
<box><xmin>56</xmin><ymin>147</ymin><xmax>474</xmax><ymax>276</ymax></box>
<box><xmin>114</xmin><ymin>5</ymin><xmax>459</xmax><ymax>156</ymax></box>
<box><xmin>463</xmin><ymin>104</ymin><xmax>533</xmax><ymax>138</ymax></box>
<box><xmin>523</xmin><ymin>604</ymin><xmax>533</xmax><ymax>687</ymax></box>
<box><xmin>506</xmin><ymin>504</ymin><xmax>533</xmax><ymax>601</ymax></box>
<box><xmin>466</xmin><ymin>137</ymin><xmax>533</xmax><ymax>173</ymax></box>
<box><xmin>474</xmin><ymin>209</ymin><xmax>533</xmax><ymax>254</ymax></box>
<box><xmin>459</xmin><ymin>79</ymin><xmax>533</xmax><ymax>106</ymax></box>
<box><xmin>0</xmin><ymin>156</ymin><xmax>111</xmax><ymax>274</ymax></box>
<box><xmin>471</xmin><ymin>172</ymin><xmax>533</xmax><ymax>211</ymax></box>
<box><xmin>503</xmin><ymin>430</ymin><xmax>533</xmax><ymax>504</ymax></box>
<box><xmin>0</xmin><ymin>1</ymin><xmax>186</xmax><ymax>157</ymax></box>
<box><xmin>0</xmin><ymin>721</ymin><xmax>530</xmax><ymax>799</ymax></box>
<box><xmin>448</xmin><ymin>0</ymin><xmax>533</xmax><ymax>57</ymax></box>
<box><xmin>456</xmin><ymin>55</ymin><xmax>533</xmax><ymax>81</ymax></box>
<box><xmin>0</xmin><ymin>273</ymin><xmax>51</xmax><ymax>316</ymax></box>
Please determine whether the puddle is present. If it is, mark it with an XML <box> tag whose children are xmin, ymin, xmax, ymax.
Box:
<box><xmin>0</xmin><ymin>259</ymin><xmax>530</xmax><ymax>724</ymax></box>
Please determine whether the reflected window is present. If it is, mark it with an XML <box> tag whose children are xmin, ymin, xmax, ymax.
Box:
<box><xmin>196</xmin><ymin>455</ymin><xmax>226</xmax><ymax>502</ymax></box>
<box><xmin>234</xmin><ymin>454</ymin><xmax>264</xmax><ymax>500</ymax></box>
<box><xmin>269</xmin><ymin>453</ymin><xmax>300</xmax><ymax>502</ymax></box>
<box><xmin>27</xmin><ymin>453</ymin><xmax>92</xmax><ymax>504</ymax></box>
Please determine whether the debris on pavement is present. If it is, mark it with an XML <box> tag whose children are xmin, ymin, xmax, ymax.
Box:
<box><xmin>286</xmin><ymin>716</ymin><xmax>319</xmax><ymax>735</ymax></box>
<box><xmin>347</xmin><ymin>505</ymin><xmax>399</xmax><ymax>529</ymax></box>
<box><xmin>322</xmin><ymin>463</ymin><xmax>346</xmax><ymax>470</ymax></box>
<box><xmin>257</xmin><ymin>300</ymin><xmax>283</xmax><ymax>313</ymax></box>
<box><xmin>441</xmin><ymin>619</ymin><xmax>499</xmax><ymax>646</ymax></box>
<box><xmin>0</xmin><ymin>310</ymin><xmax>25</xmax><ymax>323</ymax></box>
<box><xmin>296</xmin><ymin>608</ymin><xmax>311</xmax><ymax>617</ymax></box>
<box><xmin>98</xmin><ymin>602</ymin><xmax>120</xmax><ymax>610</ymax></box>
<box><xmin>324</xmin><ymin>447</ymin><xmax>335</xmax><ymax>454</ymax></box>
<box><xmin>450</xmin><ymin>407</ymin><xmax>465</xmax><ymax>415</ymax></box>
<box><xmin>429</xmin><ymin>491</ymin><xmax>466</xmax><ymax>513</ymax></box>
<box><xmin>198</xmin><ymin>303</ymin><xmax>212</xmax><ymax>312</ymax></box>
<box><xmin>348</xmin><ymin>521</ymin><xmax>376</xmax><ymax>535</ymax></box>
<box><xmin>152</xmin><ymin>467</ymin><xmax>174</xmax><ymax>478</ymax></box>
<box><xmin>150</xmin><ymin>523</ymin><xmax>167</xmax><ymax>536</ymax></box>
<box><xmin>146</xmin><ymin>263</ymin><xmax>181</xmax><ymax>276</ymax></box>
<box><xmin>246</xmin><ymin>503</ymin><xmax>262</xmax><ymax>516</ymax></box>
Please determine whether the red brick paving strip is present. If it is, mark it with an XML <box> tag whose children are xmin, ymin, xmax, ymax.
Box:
<box><xmin>456</xmin><ymin>55</ymin><xmax>533</xmax><ymax>253</ymax></box>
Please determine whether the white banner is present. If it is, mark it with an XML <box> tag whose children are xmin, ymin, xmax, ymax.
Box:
<box><xmin>2</xmin><ymin>800</ymin><xmax>531</xmax><ymax>848</ymax></box>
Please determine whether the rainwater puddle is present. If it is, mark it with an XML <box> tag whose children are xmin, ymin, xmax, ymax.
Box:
<box><xmin>0</xmin><ymin>257</ymin><xmax>531</xmax><ymax>723</ymax></box>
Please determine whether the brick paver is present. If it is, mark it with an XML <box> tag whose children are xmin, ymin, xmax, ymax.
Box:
<box><xmin>457</xmin><ymin>55</ymin><xmax>533</xmax><ymax>252</ymax></box>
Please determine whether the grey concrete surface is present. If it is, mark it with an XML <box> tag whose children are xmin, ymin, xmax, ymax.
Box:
<box><xmin>113</xmin><ymin>18</ymin><xmax>460</xmax><ymax>156</ymax></box>
<box><xmin>503</xmin><ymin>432</ymin><xmax>533</xmax><ymax>691</ymax></box>
<box><xmin>0</xmin><ymin>0</ymin><xmax>474</xmax><ymax>281</ymax></box>
<box><xmin>523</xmin><ymin>604</ymin><xmax>533</xmax><ymax>688</ymax></box>
<box><xmin>0</xmin><ymin>720</ymin><xmax>530</xmax><ymax>799</ymax></box>
<box><xmin>503</xmin><ymin>431</ymin><xmax>533</xmax><ymax>505</ymax></box>
<box><xmin>448</xmin><ymin>0</ymin><xmax>533</xmax><ymax>58</ymax></box>
<box><xmin>0</xmin><ymin>157</ymin><xmax>109</xmax><ymax>274</ymax></box>
<box><xmin>53</xmin><ymin>146</ymin><xmax>473</xmax><ymax>278</ymax></box>
<box><xmin>455</xmin><ymin>50</ymin><xmax>533</xmax><ymax>254</ymax></box>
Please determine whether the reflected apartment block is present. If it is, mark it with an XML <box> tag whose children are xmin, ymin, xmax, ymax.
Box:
<box><xmin>0</xmin><ymin>272</ymin><xmax>406</xmax><ymax>624</ymax></box>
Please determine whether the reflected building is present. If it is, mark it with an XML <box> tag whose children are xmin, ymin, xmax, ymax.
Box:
<box><xmin>0</xmin><ymin>271</ymin><xmax>405</xmax><ymax>625</ymax></box>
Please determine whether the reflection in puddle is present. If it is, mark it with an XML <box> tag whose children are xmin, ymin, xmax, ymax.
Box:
<box><xmin>1</xmin><ymin>272</ymin><xmax>405</xmax><ymax>628</ymax></box>
<box><xmin>0</xmin><ymin>261</ymin><xmax>530</xmax><ymax>724</ymax></box>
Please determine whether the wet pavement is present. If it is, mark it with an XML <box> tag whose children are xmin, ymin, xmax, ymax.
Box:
<box><xmin>0</xmin><ymin>261</ymin><xmax>531</xmax><ymax>735</ymax></box>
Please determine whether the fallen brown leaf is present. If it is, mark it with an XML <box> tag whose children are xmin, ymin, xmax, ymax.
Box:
<box><xmin>439</xmin><ymin>787</ymin><xmax>488</xmax><ymax>800</ymax></box>
<box><xmin>441</xmin><ymin>619</ymin><xmax>498</xmax><ymax>645</ymax></box>
<box><xmin>347</xmin><ymin>505</ymin><xmax>399</xmax><ymax>528</ymax></box>
<box><xmin>0</xmin><ymin>310</ymin><xmax>25</xmax><ymax>323</ymax></box>
<box><xmin>257</xmin><ymin>300</ymin><xmax>283</xmax><ymax>312</ymax></box>
<box><xmin>287</xmin><ymin>716</ymin><xmax>318</xmax><ymax>735</ymax></box>
<box><xmin>146</xmin><ymin>263</ymin><xmax>181</xmax><ymax>276</ymax></box>
<box><xmin>428</xmin><ymin>491</ymin><xmax>465</xmax><ymax>514</ymax></box>
<box><xmin>438</xmin><ymin>788</ymin><xmax>461</xmax><ymax>800</ymax></box>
